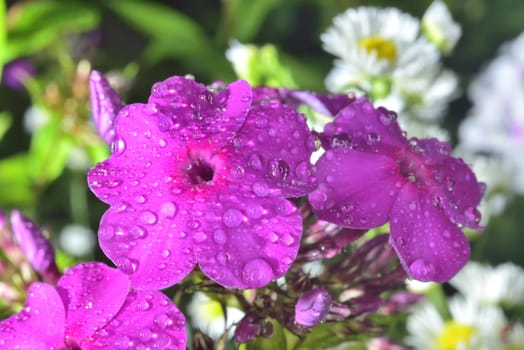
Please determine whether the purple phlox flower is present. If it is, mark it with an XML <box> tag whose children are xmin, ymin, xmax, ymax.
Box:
<box><xmin>234</xmin><ymin>314</ymin><xmax>265</xmax><ymax>343</ymax></box>
<box><xmin>307</xmin><ymin>96</ymin><xmax>484</xmax><ymax>283</ymax></box>
<box><xmin>2</xmin><ymin>58</ymin><xmax>36</xmax><ymax>90</ymax></box>
<box><xmin>294</xmin><ymin>288</ymin><xmax>332</xmax><ymax>327</ymax></box>
<box><xmin>10</xmin><ymin>210</ymin><xmax>60</xmax><ymax>284</ymax></box>
<box><xmin>367</xmin><ymin>337</ymin><xmax>411</xmax><ymax>350</ymax></box>
<box><xmin>88</xmin><ymin>75</ymin><xmax>317</xmax><ymax>289</ymax></box>
<box><xmin>0</xmin><ymin>262</ymin><xmax>186</xmax><ymax>349</ymax></box>
<box><xmin>89</xmin><ymin>70</ymin><xmax>124</xmax><ymax>144</ymax></box>
<box><xmin>381</xmin><ymin>291</ymin><xmax>424</xmax><ymax>315</ymax></box>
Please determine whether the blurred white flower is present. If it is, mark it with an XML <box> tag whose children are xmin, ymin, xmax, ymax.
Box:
<box><xmin>321</xmin><ymin>6</ymin><xmax>459</xmax><ymax>137</ymax></box>
<box><xmin>458</xmin><ymin>31</ymin><xmax>524</xmax><ymax>207</ymax></box>
<box><xmin>406</xmin><ymin>296</ymin><xmax>507</xmax><ymax>350</ymax></box>
<box><xmin>186</xmin><ymin>292</ymin><xmax>244</xmax><ymax>341</ymax></box>
<box><xmin>422</xmin><ymin>0</ymin><xmax>462</xmax><ymax>54</ymax></box>
<box><xmin>225</xmin><ymin>40</ymin><xmax>258</xmax><ymax>82</ymax></box>
<box><xmin>450</xmin><ymin>262</ymin><xmax>524</xmax><ymax>307</ymax></box>
<box><xmin>58</xmin><ymin>224</ymin><xmax>96</xmax><ymax>257</ymax></box>
<box><xmin>23</xmin><ymin>106</ymin><xmax>50</xmax><ymax>134</ymax></box>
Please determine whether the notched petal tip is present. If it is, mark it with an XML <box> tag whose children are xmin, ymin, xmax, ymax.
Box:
<box><xmin>89</xmin><ymin>70</ymin><xmax>124</xmax><ymax>145</ymax></box>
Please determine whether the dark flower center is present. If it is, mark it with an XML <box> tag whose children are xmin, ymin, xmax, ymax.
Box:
<box><xmin>187</xmin><ymin>159</ymin><xmax>215</xmax><ymax>185</ymax></box>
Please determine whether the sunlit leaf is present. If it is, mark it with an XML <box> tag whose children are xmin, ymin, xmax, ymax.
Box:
<box><xmin>0</xmin><ymin>111</ymin><xmax>12</xmax><ymax>140</ymax></box>
<box><xmin>0</xmin><ymin>154</ymin><xmax>36</xmax><ymax>207</ymax></box>
<box><xmin>5</xmin><ymin>1</ymin><xmax>100</xmax><ymax>60</ymax></box>
<box><xmin>28</xmin><ymin>119</ymin><xmax>75</xmax><ymax>185</ymax></box>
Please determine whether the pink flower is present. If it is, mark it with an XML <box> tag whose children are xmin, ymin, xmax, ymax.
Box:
<box><xmin>0</xmin><ymin>262</ymin><xmax>186</xmax><ymax>349</ymax></box>
<box><xmin>308</xmin><ymin>96</ymin><xmax>484</xmax><ymax>282</ymax></box>
<box><xmin>88</xmin><ymin>74</ymin><xmax>316</xmax><ymax>289</ymax></box>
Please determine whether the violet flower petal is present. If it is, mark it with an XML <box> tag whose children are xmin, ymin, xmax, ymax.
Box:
<box><xmin>97</xmin><ymin>204</ymin><xmax>196</xmax><ymax>290</ymax></box>
<box><xmin>194</xmin><ymin>192</ymin><xmax>302</xmax><ymax>288</ymax></box>
<box><xmin>321</xmin><ymin>98</ymin><xmax>406</xmax><ymax>153</ymax></box>
<box><xmin>389</xmin><ymin>182</ymin><xmax>470</xmax><ymax>282</ymax></box>
<box><xmin>232</xmin><ymin>102</ymin><xmax>317</xmax><ymax>198</ymax></box>
<box><xmin>87</xmin><ymin>290</ymin><xmax>186</xmax><ymax>349</ymax></box>
<box><xmin>148</xmin><ymin>76</ymin><xmax>252</xmax><ymax>143</ymax></box>
<box><xmin>57</xmin><ymin>262</ymin><xmax>130</xmax><ymax>343</ymax></box>
<box><xmin>89</xmin><ymin>70</ymin><xmax>124</xmax><ymax>145</ymax></box>
<box><xmin>285</xmin><ymin>90</ymin><xmax>355</xmax><ymax>117</ymax></box>
<box><xmin>0</xmin><ymin>282</ymin><xmax>65</xmax><ymax>349</ymax></box>
<box><xmin>295</xmin><ymin>288</ymin><xmax>332</xmax><ymax>327</ymax></box>
<box><xmin>309</xmin><ymin>149</ymin><xmax>403</xmax><ymax>228</ymax></box>
<box><xmin>10</xmin><ymin>210</ymin><xmax>57</xmax><ymax>278</ymax></box>
<box><xmin>2</xmin><ymin>58</ymin><xmax>36</xmax><ymax>90</ymax></box>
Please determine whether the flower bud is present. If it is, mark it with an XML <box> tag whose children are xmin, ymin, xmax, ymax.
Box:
<box><xmin>294</xmin><ymin>288</ymin><xmax>332</xmax><ymax>327</ymax></box>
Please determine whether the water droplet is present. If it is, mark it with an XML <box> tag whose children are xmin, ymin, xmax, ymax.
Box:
<box><xmin>442</xmin><ymin>230</ymin><xmax>451</xmax><ymax>238</ymax></box>
<box><xmin>134</xmin><ymin>195</ymin><xmax>147</xmax><ymax>204</ymax></box>
<box><xmin>161</xmin><ymin>249</ymin><xmax>171</xmax><ymax>258</ymax></box>
<box><xmin>252</xmin><ymin>181</ymin><xmax>269</xmax><ymax>197</ymax></box>
<box><xmin>331</xmin><ymin>133</ymin><xmax>351</xmax><ymax>148</ymax></box>
<box><xmin>446</xmin><ymin>177</ymin><xmax>455</xmax><ymax>192</ymax></box>
<box><xmin>281</xmin><ymin>233</ymin><xmax>295</xmax><ymax>246</ymax></box>
<box><xmin>248</xmin><ymin>153</ymin><xmax>264</xmax><ymax>170</ymax></box>
<box><xmin>157</xmin><ymin>263</ymin><xmax>167</xmax><ymax>270</ymax></box>
<box><xmin>409</xmin><ymin>259</ymin><xmax>435</xmax><ymax>281</ymax></box>
<box><xmin>408</xmin><ymin>201</ymin><xmax>417</xmax><ymax>211</ymax></box>
<box><xmin>140</xmin><ymin>210</ymin><xmax>158</xmax><ymax>225</ymax></box>
<box><xmin>158</xmin><ymin>139</ymin><xmax>167</xmax><ymax>148</ymax></box>
<box><xmin>223</xmin><ymin>208</ymin><xmax>243</xmax><ymax>227</ymax></box>
<box><xmin>117</xmin><ymin>257</ymin><xmax>139</xmax><ymax>274</ymax></box>
<box><xmin>268</xmin><ymin>159</ymin><xmax>290</xmax><ymax>180</ymax></box>
<box><xmin>213</xmin><ymin>229</ymin><xmax>227</xmax><ymax>245</ymax></box>
<box><xmin>193</xmin><ymin>231</ymin><xmax>207</xmax><ymax>242</ymax></box>
<box><xmin>464</xmin><ymin>207</ymin><xmax>481</xmax><ymax>225</ymax></box>
<box><xmin>241</xmin><ymin>258</ymin><xmax>274</xmax><ymax>287</ymax></box>
<box><xmin>136</xmin><ymin>300</ymin><xmax>151</xmax><ymax>311</ymax></box>
<box><xmin>366</xmin><ymin>132</ymin><xmax>380</xmax><ymax>144</ymax></box>
<box><xmin>130</xmin><ymin>225</ymin><xmax>147</xmax><ymax>239</ymax></box>
<box><xmin>246</xmin><ymin>203</ymin><xmax>265</xmax><ymax>219</ymax></box>
<box><xmin>111</xmin><ymin>136</ymin><xmax>126</xmax><ymax>156</ymax></box>
<box><xmin>160</xmin><ymin>202</ymin><xmax>177</xmax><ymax>218</ymax></box>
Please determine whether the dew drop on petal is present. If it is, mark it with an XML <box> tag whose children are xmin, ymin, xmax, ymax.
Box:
<box><xmin>160</xmin><ymin>201</ymin><xmax>177</xmax><ymax>218</ymax></box>
<box><xmin>193</xmin><ymin>231</ymin><xmax>207</xmax><ymax>242</ymax></box>
<box><xmin>409</xmin><ymin>259</ymin><xmax>435</xmax><ymax>282</ymax></box>
<box><xmin>246</xmin><ymin>203</ymin><xmax>265</xmax><ymax>219</ymax></box>
<box><xmin>140</xmin><ymin>210</ymin><xmax>158</xmax><ymax>225</ymax></box>
<box><xmin>117</xmin><ymin>257</ymin><xmax>139</xmax><ymax>274</ymax></box>
<box><xmin>252</xmin><ymin>181</ymin><xmax>269</xmax><ymax>197</ymax></box>
<box><xmin>241</xmin><ymin>258</ymin><xmax>274</xmax><ymax>287</ymax></box>
<box><xmin>161</xmin><ymin>249</ymin><xmax>171</xmax><ymax>258</ymax></box>
<box><xmin>223</xmin><ymin>208</ymin><xmax>244</xmax><ymax>227</ymax></box>
<box><xmin>111</xmin><ymin>136</ymin><xmax>126</xmax><ymax>156</ymax></box>
<box><xmin>213</xmin><ymin>229</ymin><xmax>227</xmax><ymax>245</ymax></box>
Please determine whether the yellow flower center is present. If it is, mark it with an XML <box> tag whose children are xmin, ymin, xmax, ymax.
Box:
<box><xmin>436</xmin><ymin>321</ymin><xmax>476</xmax><ymax>350</ymax></box>
<box><xmin>358</xmin><ymin>36</ymin><xmax>397</xmax><ymax>62</ymax></box>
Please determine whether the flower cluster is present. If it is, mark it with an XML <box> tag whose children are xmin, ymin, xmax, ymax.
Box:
<box><xmin>0</xmin><ymin>69</ymin><xmax>484</xmax><ymax>347</ymax></box>
<box><xmin>321</xmin><ymin>1</ymin><xmax>460</xmax><ymax>138</ymax></box>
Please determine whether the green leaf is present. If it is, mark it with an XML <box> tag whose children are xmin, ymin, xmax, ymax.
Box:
<box><xmin>5</xmin><ymin>1</ymin><xmax>100</xmax><ymax>61</ymax></box>
<box><xmin>0</xmin><ymin>0</ymin><xmax>6</xmax><ymax>81</ymax></box>
<box><xmin>293</xmin><ymin>323</ymin><xmax>367</xmax><ymax>350</ymax></box>
<box><xmin>247</xmin><ymin>319</ymin><xmax>287</xmax><ymax>350</ymax></box>
<box><xmin>28</xmin><ymin>119</ymin><xmax>75</xmax><ymax>185</ymax></box>
<box><xmin>0</xmin><ymin>154</ymin><xmax>36</xmax><ymax>207</ymax></box>
<box><xmin>226</xmin><ymin>0</ymin><xmax>284</xmax><ymax>42</ymax></box>
<box><xmin>0</xmin><ymin>111</ymin><xmax>12</xmax><ymax>140</ymax></box>
<box><xmin>106</xmin><ymin>0</ymin><xmax>211</xmax><ymax>63</ymax></box>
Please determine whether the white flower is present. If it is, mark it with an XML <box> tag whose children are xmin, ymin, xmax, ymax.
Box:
<box><xmin>186</xmin><ymin>292</ymin><xmax>244</xmax><ymax>341</ymax></box>
<box><xmin>406</xmin><ymin>296</ymin><xmax>507</xmax><ymax>350</ymax></box>
<box><xmin>458</xmin><ymin>31</ymin><xmax>524</xmax><ymax>195</ymax></box>
<box><xmin>450</xmin><ymin>262</ymin><xmax>524</xmax><ymax>307</ymax></box>
<box><xmin>422</xmin><ymin>0</ymin><xmax>462</xmax><ymax>54</ymax></box>
<box><xmin>58</xmin><ymin>224</ymin><xmax>96</xmax><ymax>257</ymax></box>
<box><xmin>321</xmin><ymin>6</ymin><xmax>458</xmax><ymax>128</ymax></box>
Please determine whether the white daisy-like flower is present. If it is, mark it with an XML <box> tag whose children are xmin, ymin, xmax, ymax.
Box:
<box><xmin>406</xmin><ymin>296</ymin><xmax>507</xmax><ymax>350</ymax></box>
<box><xmin>321</xmin><ymin>6</ymin><xmax>458</xmax><ymax>129</ymax></box>
<box><xmin>422</xmin><ymin>0</ymin><xmax>462</xmax><ymax>54</ymax></box>
<box><xmin>186</xmin><ymin>292</ymin><xmax>245</xmax><ymax>341</ymax></box>
<box><xmin>458</xmin><ymin>31</ymin><xmax>524</xmax><ymax>195</ymax></box>
<box><xmin>450</xmin><ymin>262</ymin><xmax>524</xmax><ymax>307</ymax></box>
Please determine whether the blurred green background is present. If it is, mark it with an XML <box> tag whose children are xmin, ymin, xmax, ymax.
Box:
<box><xmin>0</xmin><ymin>0</ymin><xmax>523</xmax><ymax>267</ymax></box>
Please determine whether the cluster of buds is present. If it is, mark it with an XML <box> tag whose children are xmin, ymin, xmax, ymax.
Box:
<box><xmin>0</xmin><ymin>209</ymin><xmax>59</xmax><ymax>316</ymax></box>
